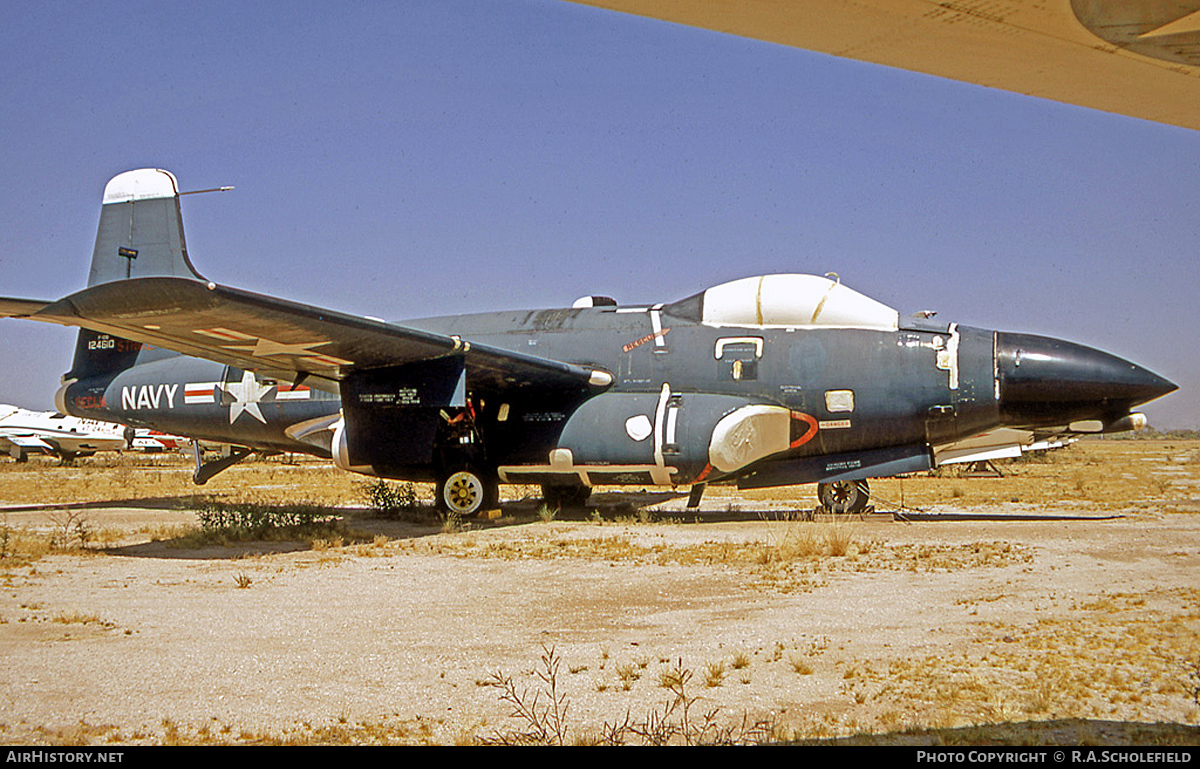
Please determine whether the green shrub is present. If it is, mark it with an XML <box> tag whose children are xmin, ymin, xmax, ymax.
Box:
<box><xmin>190</xmin><ymin>500</ymin><xmax>342</xmax><ymax>543</ymax></box>
<box><xmin>362</xmin><ymin>480</ymin><xmax>419</xmax><ymax>520</ymax></box>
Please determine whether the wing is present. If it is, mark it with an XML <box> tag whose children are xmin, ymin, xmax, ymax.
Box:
<box><xmin>11</xmin><ymin>277</ymin><xmax>613</xmax><ymax>395</ymax></box>
<box><xmin>571</xmin><ymin>0</ymin><xmax>1200</xmax><ymax>131</ymax></box>
<box><xmin>0</xmin><ymin>298</ymin><xmax>51</xmax><ymax>317</ymax></box>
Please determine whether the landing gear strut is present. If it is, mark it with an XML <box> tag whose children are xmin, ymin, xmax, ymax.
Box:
<box><xmin>817</xmin><ymin>479</ymin><xmax>870</xmax><ymax>514</ymax></box>
<box><xmin>192</xmin><ymin>441</ymin><xmax>255</xmax><ymax>485</ymax></box>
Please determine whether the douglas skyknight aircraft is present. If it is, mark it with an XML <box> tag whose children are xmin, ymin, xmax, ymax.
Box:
<box><xmin>0</xmin><ymin>170</ymin><xmax>1177</xmax><ymax>514</ymax></box>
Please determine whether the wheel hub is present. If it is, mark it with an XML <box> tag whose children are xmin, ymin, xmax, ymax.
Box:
<box><xmin>444</xmin><ymin>472</ymin><xmax>482</xmax><ymax>513</ymax></box>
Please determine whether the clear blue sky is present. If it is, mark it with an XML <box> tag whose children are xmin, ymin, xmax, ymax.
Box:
<box><xmin>1</xmin><ymin>0</ymin><xmax>1196</xmax><ymax>427</ymax></box>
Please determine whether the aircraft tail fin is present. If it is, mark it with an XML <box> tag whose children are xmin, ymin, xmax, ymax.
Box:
<box><xmin>87</xmin><ymin>168</ymin><xmax>204</xmax><ymax>287</ymax></box>
<box><xmin>65</xmin><ymin>170</ymin><xmax>203</xmax><ymax>389</ymax></box>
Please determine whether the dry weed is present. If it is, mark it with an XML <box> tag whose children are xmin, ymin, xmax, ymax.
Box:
<box><xmin>52</xmin><ymin>609</ymin><xmax>106</xmax><ymax>625</ymax></box>
<box><xmin>616</xmin><ymin>662</ymin><xmax>640</xmax><ymax>690</ymax></box>
<box><xmin>788</xmin><ymin>653</ymin><xmax>814</xmax><ymax>675</ymax></box>
<box><xmin>837</xmin><ymin>587</ymin><xmax>1200</xmax><ymax>731</ymax></box>
<box><xmin>704</xmin><ymin>660</ymin><xmax>726</xmax><ymax>687</ymax></box>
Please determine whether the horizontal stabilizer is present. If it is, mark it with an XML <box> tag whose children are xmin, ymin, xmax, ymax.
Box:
<box><xmin>0</xmin><ymin>297</ymin><xmax>51</xmax><ymax>318</ymax></box>
<box><xmin>4</xmin><ymin>435</ymin><xmax>53</xmax><ymax>449</ymax></box>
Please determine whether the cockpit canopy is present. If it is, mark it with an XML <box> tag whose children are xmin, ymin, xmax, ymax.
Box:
<box><xmin>665</xmin><ymin>274</ymin><xmax>899</xmax><ymax>330</ymax></box>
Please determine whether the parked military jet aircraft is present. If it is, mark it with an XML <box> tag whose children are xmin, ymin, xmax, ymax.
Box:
<box><xmin>0</xmin><ymin>404</ymin><xmax>128</xmax><ymax>462</ymax></box>
<box><xmin>0</xmin><ymin>169</ymin><xmax>1177</xmax><ymax>513</ymax></box>
<box><xmin>0</xmin><ymin>404</ymin><xmax>189</xmax><ymax>462</ymax></box>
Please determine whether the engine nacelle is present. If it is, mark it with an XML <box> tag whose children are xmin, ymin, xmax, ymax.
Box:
<box><xmin>498</xmin><ymin>389</ymin><xmax>813</xmax><ymax>487</ymax></box>
<box><xmin>332</xmin><ymin>417</ymin><xmax>376</xmax><ymax>476</ymax></box>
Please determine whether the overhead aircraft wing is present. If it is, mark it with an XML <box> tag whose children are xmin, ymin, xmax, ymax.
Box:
<box><xmin>4</xmin><ymin>277</ymin><xmax>613</xmax><ymax>395</ymax></box>
<box><xmin>569</xmin><ymin>0</ymin><xmax>1200</xmax><ymax>131</ymax></box>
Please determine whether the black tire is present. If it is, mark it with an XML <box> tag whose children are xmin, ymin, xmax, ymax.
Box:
<box><xmin>541</xmin><ymin>483</ymin><xmax>591</xmax><ymax>510</ymax></box>
<box><xmin>817</xmin><ymin>479</ymin><xmax>870</xmax><ymax>514</ymax></box>
<box><xmin>438</xmin><ymin>468</ymin><xmax>498</xmax><ymax>516</ymax></box>
<box><xmin>568</xmin><ymin>485</ymin><xmax>592</xmax><ymax>508</ymax></box>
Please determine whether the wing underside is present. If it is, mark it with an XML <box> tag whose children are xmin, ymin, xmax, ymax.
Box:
<box><xmin>570</xmin><ymin>0</ymin><xmax>1200</xmax><ymax>131</ymax></box>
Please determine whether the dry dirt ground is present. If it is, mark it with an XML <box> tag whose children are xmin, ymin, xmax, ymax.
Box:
<box><xmin>1</xmin><ymin>441</ymin><xmax>1199</xmax><ymax>745</ymax></box>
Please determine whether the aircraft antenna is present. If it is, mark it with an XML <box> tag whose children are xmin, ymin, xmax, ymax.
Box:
<box><xmin>179</xmin><ymin>186</ymin><xmax>235</xmax><ymax>196</ymax></box>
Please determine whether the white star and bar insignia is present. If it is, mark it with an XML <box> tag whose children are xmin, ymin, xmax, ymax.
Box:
<box><xmin>223</xmin><ymin>369</ymin><xmax>271</xmax><ymax>424</ymax></box>
<box><xmin>193</xmin><ymin>327</ymin><xmax>353</xmax><ymax>367</ymax></box>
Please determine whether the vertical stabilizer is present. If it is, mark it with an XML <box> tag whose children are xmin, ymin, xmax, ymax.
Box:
<box><xmin>63</xmin><ymin>169</ymin><xmax>202</xmax><ymax>405</ymax></box>
<box><xmin>88</xmin><ymin>169</ymin><xmax>204</xmax><ymax>286</ymax></box>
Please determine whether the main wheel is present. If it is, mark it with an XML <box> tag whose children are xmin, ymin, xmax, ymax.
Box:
<box><xmin>541</xmin><ymin>483</ymin><xmax>592</xmax><ymax>510</ymax></box>
<box><xmin>438</xmin><ymin>469</ymin><xmax>497</xmax><ymax>516</ymax></box>
<box><xmin>817</xmin><ymin>479</ymin><xmax>870</xmax><ymax>514</ymax></box>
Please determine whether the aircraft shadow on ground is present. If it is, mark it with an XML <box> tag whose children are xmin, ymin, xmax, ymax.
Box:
<box><xmin>91</xmin><ymin>489</ymin><xmax>1119</xmax><ymax>561</ymax></box>
<box><xmin>2</xmin><ymin>496</ymin><xmax>210</xmax><ymax>513</ymax></box>
<box><xmin>95</xmin><ymin>489</ymin><xmax>818</xmax><ymax>561</ymax></box>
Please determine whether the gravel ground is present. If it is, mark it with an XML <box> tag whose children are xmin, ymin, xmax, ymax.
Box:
<box><xmin>2</xmin><ymin>487</ymin><xmax>1199</xmax><ymax>745</ymax></box>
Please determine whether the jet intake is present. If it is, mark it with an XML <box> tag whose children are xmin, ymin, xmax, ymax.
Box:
<box><xmin>548</xmin><ymin>391</ymin><xmax>805</xmax><ymax>485</ymax></box>
<box><xmin>332</xmin><ymin>417</ymin><xmax>374</xmax><ymax>475</ymax></box>
<box><xmin>708</xmin><ymin>405</ymin><xmax>792</xmax><ymax>473</ymax></box>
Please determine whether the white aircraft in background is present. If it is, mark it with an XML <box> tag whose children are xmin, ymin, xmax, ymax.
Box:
<box><xmin>0</xmin><ymin>405</ymin><xmax>186</xmax><ymax>462</ymax></box>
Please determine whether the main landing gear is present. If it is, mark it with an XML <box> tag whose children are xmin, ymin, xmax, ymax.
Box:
<box><xmin>436</xmin><ymin>468</ymin><xmax>499</xmax><ymax>517</ymax></box>
<box><xmin>816</xmin><ymin>479</ymin><xmax>870</xmax><ymax>514</ymax></box>
<box><xmin>540</xmin><ymin>483</ymin><xmax>592</xmax><ymax>510</ymax></box>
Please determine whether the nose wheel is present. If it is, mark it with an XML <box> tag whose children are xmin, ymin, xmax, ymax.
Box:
<box><xmin>437</xmin><ymin>468</ymin><xmax>498</xmax><ymax>516</ymax></box>
<box><xmin>817</xmin><ymin>479</ymin><xmax>870</xmax><ymax>514</ymax></box>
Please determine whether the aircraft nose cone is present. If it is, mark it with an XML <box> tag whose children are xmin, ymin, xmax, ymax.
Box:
<box><xmin>997</xmin><ymin>332</ymin><xmax>1176</xmax><ymax>427</ymax></box>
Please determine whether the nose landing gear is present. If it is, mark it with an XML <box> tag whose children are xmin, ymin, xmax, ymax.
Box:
<box><xmin>816</xmin><ymin>479</ymin><xmax>870</xmax><ymax>514</ymax></box>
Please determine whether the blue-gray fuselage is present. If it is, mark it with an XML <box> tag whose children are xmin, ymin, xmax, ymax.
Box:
<box><xmin>62</xmin><ymin>297</ymin><xmax>1164</xmax><ymax>491</ymax></box>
